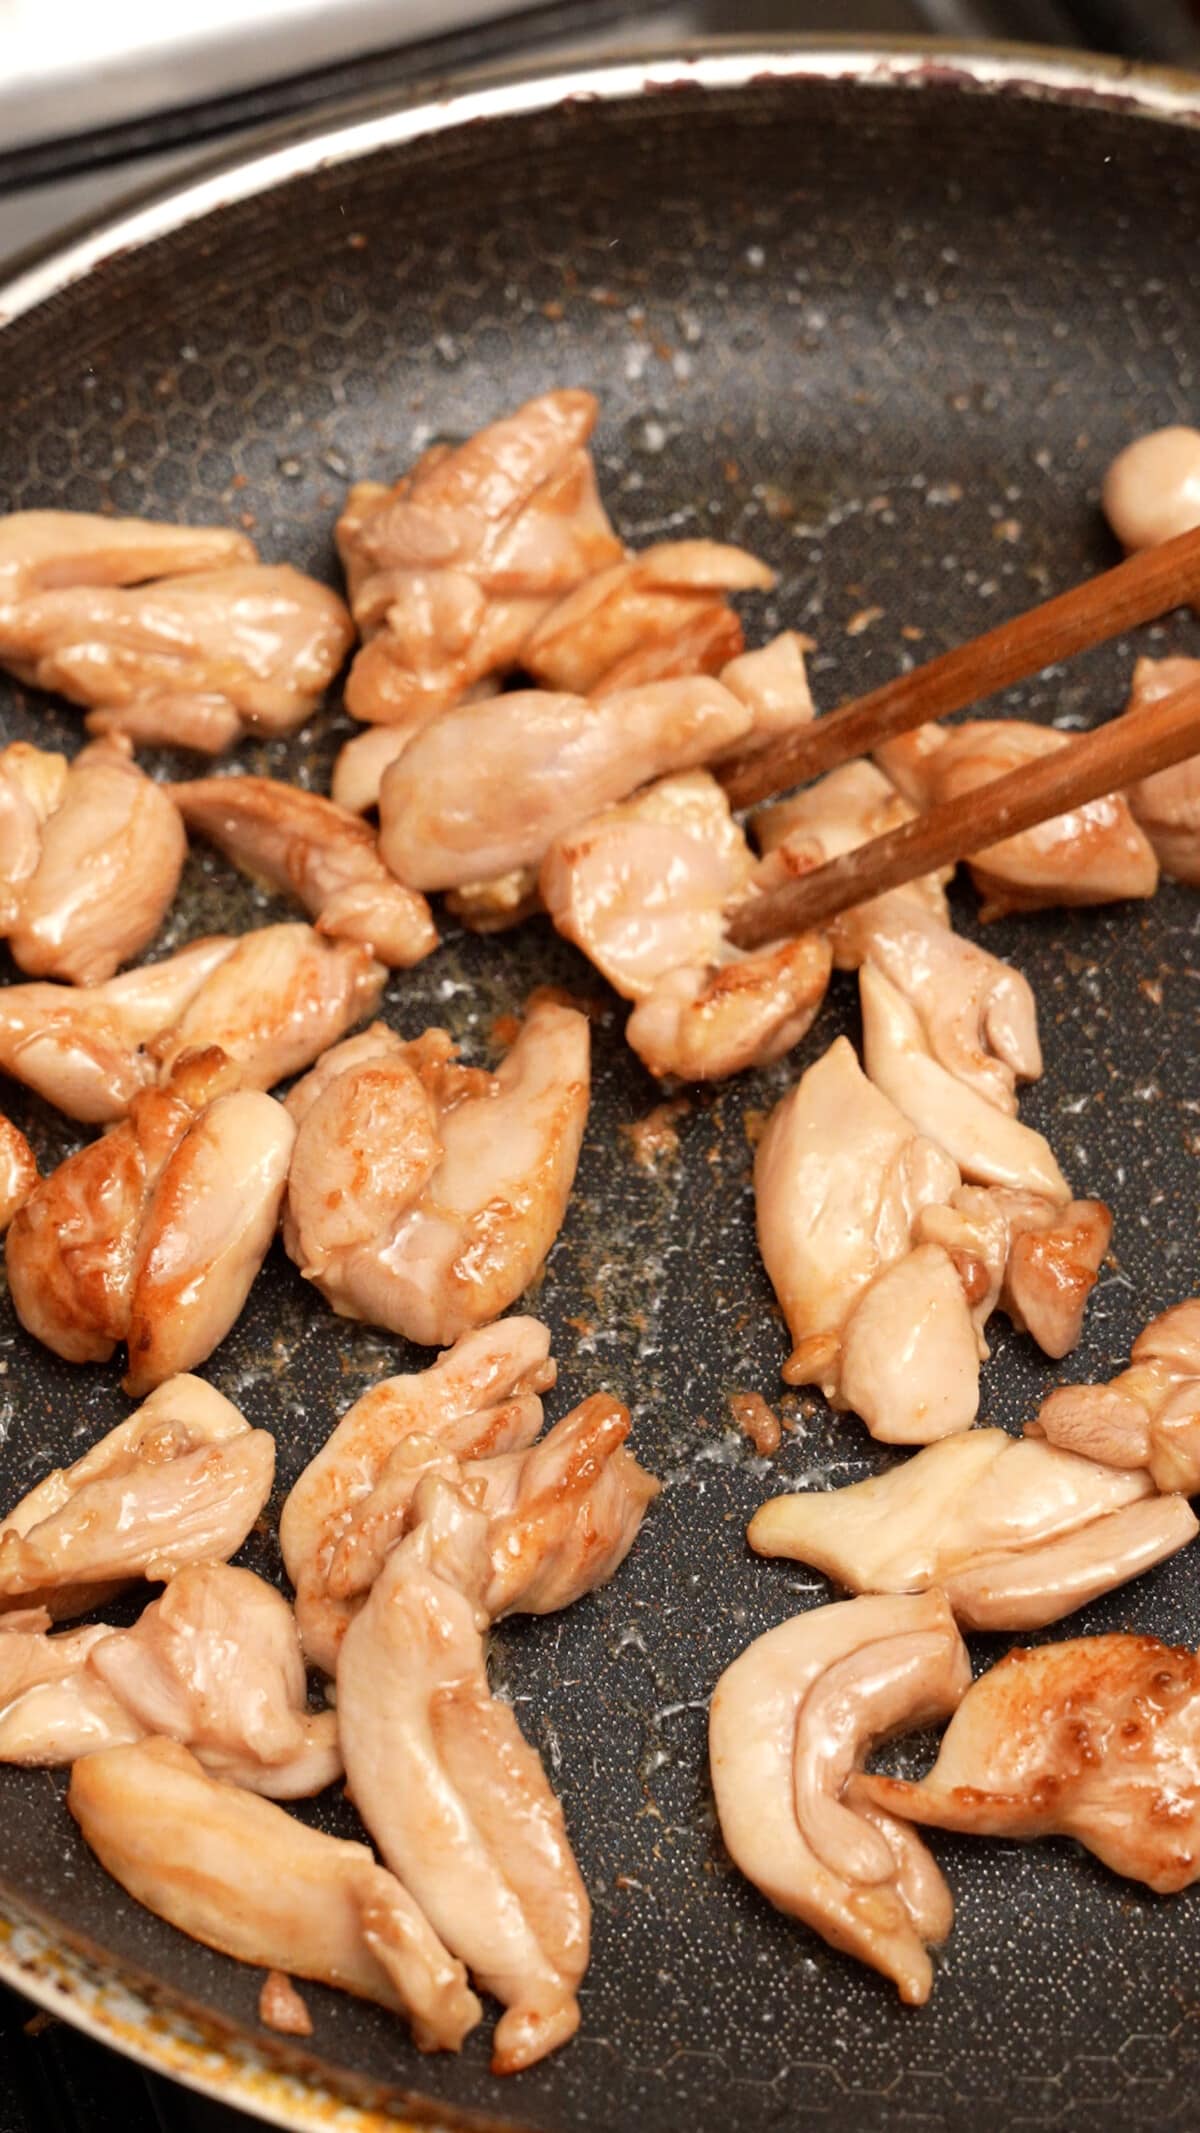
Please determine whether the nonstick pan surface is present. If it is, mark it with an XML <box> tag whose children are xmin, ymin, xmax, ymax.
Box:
<box><xmin>1</xmin><ymin>41</ymin><xmax>1199</xmax><ymax>2133</ymax></box>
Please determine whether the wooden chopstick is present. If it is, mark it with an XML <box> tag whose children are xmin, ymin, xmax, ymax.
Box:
<box><xmin>718</xmin><ymin>523</ymin><xmax>1200</xmax><ymax>810</ymax></box>
<box><xmin>726</xmin><ymin>674</ymin><xmax>1200</xmax><ymax>949</ymax></box>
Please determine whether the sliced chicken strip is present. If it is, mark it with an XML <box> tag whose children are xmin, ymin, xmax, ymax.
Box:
<box><xmin>0</xmin><ymin>1375</ymin><xmax>273</xmax><ymax>1620</ymax></box>
<box><xmin>70</xmin><ymin>1738</ymin><xmax>480</xmax><ymax>2050</ymax></box>
<box><xmin>876</xmin><ymin>718</ymin><xmax>1158</xmax><ymax>919</ymax></box>
<box><xmin>1123</xmin><ymin>656</ymin><xmax>1200</xmax><ymax>885</ymax></box>
<box><xmin>709</xmin><ymin>1592</ymin><xmax>969</xmax><ymax>2005</ymax></box>
<box><xmin>0</xmin><ymin>512</ymin><xmax>255</xmax><ymax>601</ymax></box>
<box><xmin>1030</xmin><ymin>1296</ymin><xmax>1200</xmax><ymax>1493</ymax></box>
<box><xmin>153</xmin><ymin>923</ymin><xmax>386</xmax><ymax>1091</ymax></box>
<box><xmin>859</xmin><ymin>905</ymin><xmax>1041</xmax><ymax>1113</ymax></box>
<box><xmin>523</xmin><ymin>539</ymin><xmax>773</xmax><ymax>696</ymax></box>
<box><xmin>0</xmin><ymin>1115</ymin><xmax>36</xmax><ymax>1233</ymax></box>
<box><xmin>0</xmin><ymin>566</ymin><xmax>352</xmax><ymax>751</ymax></box>
<box><xmin>749</xmin><ymin>1427</ymin><xmax>1195</xmax><ymax>1630</ymax></box>
<box><xmin>170</xmin><ymin>776</ymin><xmax>436</xmax><ymax>969</ymax></box>
<box><xmin>280</xmin><ymin>1317</ymin><xmax>555</xmax><ymax>1672</ymax></box>
<box><xmin>337</xmin><ymin>1497</ymin><xmax>590</xmax><ymax>2072</ymax></box>
<box><xmin>284</xmin><ymin>1000</ymin><xmax>589</xmax><ymax>1348</ymax></box>
<box><xmin>856</xmin><ymin>1632</ymin><xmax>1200</xmax><ymax>1893</ymax></box>
<box><xmin>377</xmin><ymin>677</ymin><xmax>753</xmax><ymax>890</ymax></box>
<box><xmin>1102</xmin><ymin>425</ymin><xmax>1200</xmax><ymax>551</ymax></box>
<box><xmin>0</xmin><ymin>935</ymin><xmax>237</xmax><ymax>1123</ymax></box>
<box><xmin>3</xmin><ymin>736</ymin><xmax>185</xmax><ymax>985</ymax></box>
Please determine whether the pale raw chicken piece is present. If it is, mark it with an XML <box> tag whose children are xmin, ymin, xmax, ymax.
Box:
<box><xmin>70</xmin><ymin>1738</ymin><xmax>481</xmax><ymax>2050</ymax></box>
<box><xmin>0</xmin><ymin>935</ymin><xmax>237</xmax><ymax>1123</ymax></box>
<box><xmin>0</xmin><ymin>1619</ymin><xmax>139</xmax><ymax>1762</ymax></box>
<box><xmin>339</xmin><ymin>390</ymin><xmax>621</xmax><ymax>729</ymax></box>
<box><xmin>7</xmin><ymin>1047</ymin><xmax>295</xmax><ymax>1391</ymax></box>
<box><xmin>331</xmin><ymin>723</ymin><xmax>412</xmax><ymax>814</ymax></box>
<box><xmin>336</xmin><ymin>1490</ymin><xmax>591</xmax><ymax>2072</ymax></box>
<box><xmin>717</xmin><ymin>630</ymin><xmax>815</xmax><ymax>750</ymax></box>
<box><xmin>916</xmin><ymin>1185</ymin><xmax>1112</xmax><ymax>1360</ymax></box>
<box><xmin>0</xmin><ymin>512</ymin><xmax>254</xmax><ymax>602</ymax></box>
<box><xmin>170</xmin><ymin>776</ymin><xmax>437</xmax><ymax>968</ymax></box>
<box><xmin>860</xmin><ymin>961</ymin><xmax>1068</xmax><ymax>1200</ymax></box>
<box><xmin>0</xmin><ymin>1375</ymin><xmax>273</xmax><ymax>1620</ymax></box>
<box><xmin>753</xmin><ymin>759</ymin><xmax>951</xmax><ymax>970</ymax></box>
<box><xmin>0</xmin><ymin>1114</ymin><xmax>36</xmax><ymax>1233</ymax></box>
<box><xmin>856</xmin><ymin>1632</ymin><xmax>1200</xmax><ymax>1893</ymax></box>
<box><xmin>1</xmin><ymin>736</ymin><xmax>185</xmax><ymax>985</ymax></box>
<box><xmin>377</xmin><ymin>676</ymin><xmax>753</xmax><ymax>890</ymax></box>
<box><xmin>1030</xmin><ymin>1297</ymin><xmax>1200</xmax><ymax>1494</ymax></box>
<box><xmin>754</xmin><ymin>1037</ymin><xmax>979</xmax><ymax>1438</ymax></box>
<box><xmin>624</xmin><ymin>933</ymin><xmax>832</xmax><ymax>1083</ymax></box>
<box><xmin>749</xmin><ymin>1427</ymin><xmax>1196</xmax><ymax>1631</ymax></box>
<box><xmin>876</xmin><ymin>719</ymin><xmax>1158</xmax><ymax>919</ymax></box>
<box><xmin>280</xmin><ymin>1317</ymin><xmax>555</xmax><ymax>1672</ymax></box>
<box><xmin>0</xmin><ymin>544</ymin><xmax>353</xmax><ymax>750</ymax></box>
<box><xmin>523</xmin><ymin>539</ymin><xmax>773</xmax><ymax>696</ymax></box>
<box><xmin>153</xmin><ymin>922</ymin><xmax>386</xmax><ymax>1091</ymax></box>
<box><xmin>1123</xmin><ymin>656</ymin><xmax>1200</xmax><ymax>884</ymax></box>
<box><xmin>283</xmin><ymin>1000</ymin><xmax>589</xmax><ymax>1348</ymax></box>
<box><xmin>709</xmin><ymin>1592</ymin><xmax>969</xmax><ymax>2004</ymax></box>
<box><xmin>1102</xmin><ymin>425</ymin><xmax>1200</xmax><ymax>551</ymax></box>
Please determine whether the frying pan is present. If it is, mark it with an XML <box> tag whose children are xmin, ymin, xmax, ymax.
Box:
<box><xmin>1</xmin><ymin>38</ymin><xmax>1200</xmax><ymax>2133</ymax></box>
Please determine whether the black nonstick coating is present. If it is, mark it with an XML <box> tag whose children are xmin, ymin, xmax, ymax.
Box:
<box><xmin>1</xmin><ymin>46</ymin><xmax>1199</xmax><ymax>2133</ymax></box>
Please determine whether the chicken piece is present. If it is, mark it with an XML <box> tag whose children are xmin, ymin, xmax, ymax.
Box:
<box><xmin>377</xmin><ymin>676</ymin><xmax>754</xmax><ymax>890</ymax></box>
<box><xmin>153</xmin><ymin>922</ymin><xmax>386</xmax><ymax>1091</ymax></box>
<box><xmin>624</xmin><ymin>934</ymin><xmax>832</xmax><ymax>1082</ymax></box>
<box><xmin>259</xmin><ymin>1972</ymin><xmax>312</xmax><ymax>2036</ymax></box>
<box><xmin>876</xmin><ymin>719</ymin><xmax>1158</xmax><ymax>919</ymax></box>
<box><xmin>0</xmin><ymin>1375</ymin><xmax>273</xmax><ymax>1621</ymax></box>
<box><xmin>170</xmin><ymin>776</ymin><xmax>437</xmax><ymax>968</ymax></box>
<box><xmin>283</xmin><ymin>1000</ymin><xmax>588</xmax><ymax>1348</ymax></box>
<box><xmin>280</xmin><ymin>1317</ymin><xmax>555</xmax><ymax>1672</ymax></box>
<box><xmin>339</xmin><ymin>389</ymin><xmax>621</xmax><ymax>729</ymax></box>
<box><xmin>862</xmin><ymin>905</ymin><xmax>1040</xmax><ymax>1110</ymax></box>
<box><xmin>7</xmin><ymin>1047</ymin><xmax>295</xmax><ymax>1391</ymax></box>
<box><xmin>444</xmin><ymin>866</ymin><xmax>543</xmax><ymax>934</ymax></box>
<box><xmin>70</xmin><ymin>1738</ymin><xmax>481</xmax><ymax>2050</ymax></box>
<box><xmin>717</xmin><ymin>630</ymin><xmax>815</xmax><ymax>750</ymax></box>
<box><xmin>0</xmin><ymin>935</ymin><xmax>237</xmax><ymax>1123</ymax></box>
<box><xmin>336</xmin><ymin>1494</ymin><xmax>590</xmax><ymax>2072</ymax></box>
<box><xmin>1102</xmin><ymin>425</ymin><xmax>1200</xmax><ymax>552</ymax></box>
<box><xmin>331</xmin><ymin>723</ymin><xmax>412</xmax><ymax>815</ymax></box>
<box><xmin>753</xmin><ymin>759</ymin><xmax>950</xmax><ymax>970</ymax></box>
<box><xmin>0</xmin><ymin>512</ymin><xmax>255</xmax><ymax>602</ymax></box>
<box><xmin>0</xmin><ymin>541</ymin><xmax>352</xmax><ymax>750</ymax></box>
<box><xmin>0</xmin><ymin>736</ymin><xmax>185</xmax><ymax>985</ymax></box>
<box><xmin>0</xmin><ymin>1618</ymin><xmax>140</xmax><ymax>1763</ymax></box>
<box><xmin>1123</xmin><ymin>656</ymin><xmax>1200</xmax><ymax>884</ymax></box>
<box><xmin>916</xmin><ymin>1185</ymin><xmax>1112</xmax><ymax>1360</ymax></box>
<box><xmin>860</xmin><ymin>961</ymin><xmax>1067</xmax><ymax>1200</ymax></box>
<box><xmin>0</xmin><ymin>1114</ymin><xmax>36</xmax><ymax>1233</ymax></box>
<box><xmin>1030</xmin><ymin>1297</ymin><xmax>1200</xmax><ymax>1494</ymax></box>
<box><xmin>709</xmin><ymin>1592</ymin><xmax>969</xmax><ymax>2004</ymax></box>
<box><xmin>857</xmin><ymin>1633</ymin><xmax>1200</xmax><ymax>1893</ymax></box>
<box><xmin>755</xmin><ymin>1038</ymin><xmax>978</xmax><ymax>1439</ymax></box>
<box><xmin>523</xmin><ymin>539</ymin><xmax>773</xmax><ymax>697</ymax></box>
<box><xmin>749</xmin><ymin>1428</ymin><xmax>1196</xmax><ymax>1631</ymax></box>
<box><xmin>0</xmin><ymin>740</ymin><xmax>68</xmax><ymax>925</ymax></box>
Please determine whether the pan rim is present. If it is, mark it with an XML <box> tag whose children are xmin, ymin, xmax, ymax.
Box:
<box><xmin>2</xmin><ymin>28</ymin><xmax>1200</xmax><ymax>2133</ymax></box>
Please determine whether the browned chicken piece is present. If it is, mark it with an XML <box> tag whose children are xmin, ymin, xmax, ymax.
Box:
<box><xmin>1123</xmin><ymin>656</ymin><xmax>1200</xmax><ymax>884</ymax></box>
<box><xmin>917</xmin><ymin>1185</ymin><xmax>1112</xmax><ymax>1360</ymax></box>
<box><xmin>170</xmin><ymin>776</ymin><xmax>437</xmax><ymax>968</ymax></box>
<box><xmin>337</xmin><ymin>1483</ymin><xmax>591</xmax><ymax>2072</ymax></box>
<box><xmin>280</xmin><ymin>1316</ymin><xmax>555</xmax><ymax>1672</ymax></box>
<box><xmin>856</xmin><ymin>1632</ymin><xmax>1200</xmax><ymax>1893</ymax></box>
<box><xmin>0</xmin><ymin>935</ymin><xmax>237</xmax><ymax>1123</ymax></box>
<box><xmin>877</xmin><ymin>719</ymin><xmax>1158</xmax><ymax>919</ymax></box>
<box><xmin>1029</xmin><ymin>1297</ymin><xmax>1200</xmax><ymax>1493</ymax></box>
<box><xmin>283</xmin><ymin>1001</ymin><xmax>588</xmax><ymax>1348</ymax></box>
<box><xmin>339</xmin><ymin>389</ymin><xmax>622</xmax><ymax>730</ymax></box>
<box><xmin>152</xmin><ymin>922</ymin><xmax>386</xmax><ymax>1092</ymax></box>
<box><xmin>0</xmin><ymin>1375</ymin><xmax>273</xmax><ymax>1621</ymax></box>
<box><xmin>378</xmin><ymin>676</ymin><xmax>755</xmax><ymax>890</ymax></box>
<box><xmin>70</xmin><ymin>1738</ymin><xmax>481</xmax><ymax>2051</ymax></box>
<box><xmin>749</xmin><ymin>1428</ymin><xmax>1196</xmax><ymax>1632</ymax></box>
<box><xmin>710</xmin><ymin>1592</ymin><xmax>970</xmax><ymax>2004</ymax></box>
<box><xmin>522</xmin><ymin>539</ymin><xmax>774</xmax><ymax>697</ymax></box>
<box><xmin>0</xmin><ymin>1114</ymin><xmax>36</xmax><ymax>1233</ymax></box>
<box><xmin>0</xmin><ymin>735</ymin><xmax>185</xmax><ymax>984</ymax></box>
<box><xmin>0</xmin><ymin>1566</ymin><xmax>340</xmax><ymax>1795</ymax></box>
<box><xmin>1102</xmin><ymin>425</ymin><xmax>1200</xmax><ymax>551</ymax></box>
<box><xmin>625</xmin><ymin>936</ymin><xmax>833</xmax><ymax>1082</ymax></box>
<box><xmin>7</xmin><ymin>1046</ymin><xmax>294</xmax><ymax>1391</ymax></box>
<box><xmin>0</xmin><ymin>514</ymin><xmax>352</xmax><ymax>751</ymax></box>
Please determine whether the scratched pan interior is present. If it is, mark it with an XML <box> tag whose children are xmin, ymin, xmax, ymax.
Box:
<box><xmin>2</xmin><ymin>42</ymin><xmax>1200</xmax><ymax>2133</ymax></box>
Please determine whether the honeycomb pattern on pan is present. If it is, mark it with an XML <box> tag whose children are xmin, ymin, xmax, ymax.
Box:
<box><xmin>1</xmin><ymin>70</ymin><xmax>1200</xmax><ymax>2133</ymax></box>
